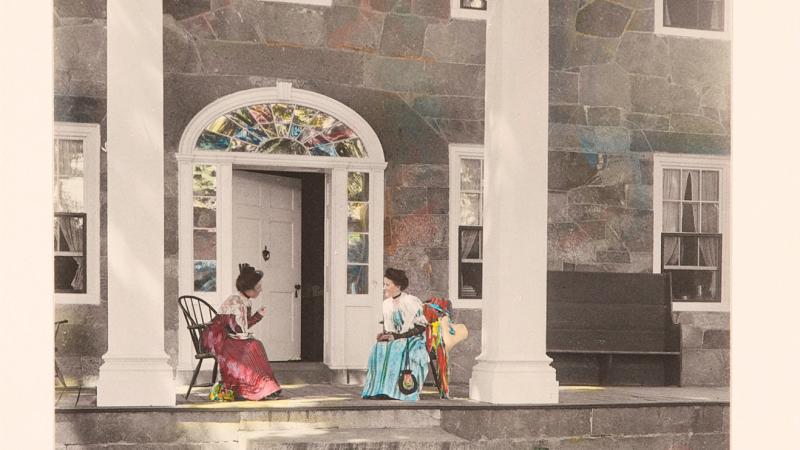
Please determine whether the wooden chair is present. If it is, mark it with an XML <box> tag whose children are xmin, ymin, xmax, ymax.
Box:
<box><xmin>178</xmin><ymin>295</ymin><xmax>220</xmax><ymax>399</ymax></box>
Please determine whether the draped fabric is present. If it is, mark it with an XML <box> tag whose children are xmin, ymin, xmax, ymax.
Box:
<box><xmin>202</xmin><ymin>294</ymin><xmax>280</xmax><ymax>400</ymax></box>
<box><xmin>699</xmin><ymin>237</ymin><xmax>720</xmax><ymax>298</ymax></box>
<box><xmin>460</xmin><ymin>228</ymin><xmax>479</xmax><ymax>259</ymax></box>
<box><xmin>662</xmin><ymin>169</ymin><xmax>681</xmax><ymax>266</ymax></box>
<box><xmin>58</xmin><ymin>216</ymin><xmax>85</xmax><ymax>291</ymax></box>
<box><xmin>362</xmin><ymin>293</ymin><xmax>429</xmax><ymax>401</ymax></box>
<box><xmin>423</xmin><ymin>297</ymin><xmax>453</xmax><ymax>399</ymax></box>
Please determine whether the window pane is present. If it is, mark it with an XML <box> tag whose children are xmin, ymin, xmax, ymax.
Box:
<box><xmin>193</xmin><ymin>164</ymin><xmax>217</xmax><ymax>196</ymax></box>
<box><xmin>348</xmin><ymin>172</ymin><xmax>369</xmax><ymax>201</ymax></box>
<box><xmin>699</xmin><ymin>0</ymin><xmax>724</xmax><ymax>31</ymax></box>
<box><xmin>667</xmin><ymin>268</ymin><xmax>720</xmax><ymax>302</ymax></box>
<box><xmin>347</xmin><ymin>265</ymin><xmax>368</xmax><ymax>295</ymax></box>
<box><xmin>701</xmin><ymin>171</ymin><xmax>719</xmax><ymax>201</ymax></box>
<box><xmin>54</xmin><ymin>215</ymin><xmax>85</xmax><ymax>253</ymax></box>
<box><xmin>701</xmin><ymin>203</ymin><xmax>719</xmax><ymax>233</ymax></box>
<box><xmin>459</xmin><ymin>263</ymin><xmax>482</xmax><ymax>298</ymax></box>
<box><xmin>460</xmin><ymin>159</ymin><xmax>482</xmax><ymax>191</ymax></box>
<box><xmin>55</xmin><ymin>256</ymin><xmax>85</xmax><ymax>293</ymax></box>
<box><xmin>347</xmin><ymin>233</ymin><xmax>369</xmax><ymax>264</ymax></box>
<box><xmin>698</xmin><ymin>236</ymin><xmax>720</xmax><ymax>268</ymax></box>
<box><xmin>663</xmin><ymin>169</ymin><xmax>681</xmax><ymax>200</ymax></box>
<box><xmin>679</xmin><ymin>236</ymin><xmax>698</xmax><ymax>266</ymax></box>
<box><xmin>193</xmin><ymin>197</ymin><xmax>217</xmax><ymax>228</ymax></box>
<box><xmin>54</xmin><ymin>139</ymin><xmax>85</xmax><ymax>212</ymax></box>
<box><xmin>682</xmin><ymin>170</ymin><xmax>700</xmax><ymax>201</ymax></box>
<box><xmin>664</xmin><ymin>0</ymin><xmax>699</xmax><ymax>29</ymax></box>
<box><xmin>459</xmin><ymin>228</ymin><xmax>482</xmax><ymax>260</ymax></box>
<box><xmin>662</xmin><ymin>235</ymin><xmax>681</xmax><ymax>266</ymax></box>
<box><xmin>194</xmin><ymin>260</ymin><xmax>217</xmax><ymax>292</ymax></box>
<box><xmin>681</xmin><ymin>202</ymin><xmax>699</xmax><ymax>232</ymax></box>
<box><xmin>663</xmin><ymin>202</ymin><xmax>680</xmax><ymax>232</ymax></box>
<box><xmin>193</xmin><ymin>229</ymin><xmax>217</xmax><ymax>260</ymax></box>
<box><xmin>348</xmin><ymin>202</ymin><xmax>369</xmax><ymax>232</ymax></box>
<box><xmin>460</xmin><ymin>193</ymin><xmax>482</xmax><ymax>225</ymax></box>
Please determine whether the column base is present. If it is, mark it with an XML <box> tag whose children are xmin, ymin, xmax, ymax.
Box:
<box><xmin>469</xmin><ymin>359</ymin><xmax>559</xmax><ymax>404</ymax></box>
<box><xmin>97</xmin><ymin>355</ymin><xmax>176</xmax><ymax>406</ymax></box>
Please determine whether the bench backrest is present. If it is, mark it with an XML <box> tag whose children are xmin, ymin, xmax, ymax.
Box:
<box><xmin>546</xmin><ymin>271</ymin><xmax>680</xmax><ymax>353</ymax></box>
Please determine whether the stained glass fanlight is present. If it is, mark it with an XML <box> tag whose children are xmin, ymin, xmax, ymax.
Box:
<box><xmin>195</xmin><ymin>103</ymin><xmax>367</xmax><ymax>158</ymax></box>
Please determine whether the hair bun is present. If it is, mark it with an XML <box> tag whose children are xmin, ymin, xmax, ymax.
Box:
<box><xmin>238</xmin><ymin>263</ymin><xmax>255</xmax><ymax>274</ymax></box>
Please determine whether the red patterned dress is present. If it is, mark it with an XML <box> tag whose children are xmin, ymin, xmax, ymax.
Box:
<box><xmin>202</xmin><ymin>294</ymin><xmax>281</xmax><ymax>400</ymax></box>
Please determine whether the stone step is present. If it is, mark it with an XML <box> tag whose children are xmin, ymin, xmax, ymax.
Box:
<box><xmin>239</xmin><ymin>408</ymin><xmax>442</xmax><ymax>431</ymax></box>
<box><xmin>271</xmin><ymin>361</ymin><xmax>334</xmax><ymax>384</ymax></box>
<box><xmin>243</xmin><ymin>426</ymin><xmax>470</xmax><ymax>450</ymax></box>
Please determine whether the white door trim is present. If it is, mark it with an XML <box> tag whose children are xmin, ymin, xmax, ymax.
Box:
<box><xmin>176</xmin><ymin>83</ymin><xmax>387</xmax><ymax>371</ymax></box>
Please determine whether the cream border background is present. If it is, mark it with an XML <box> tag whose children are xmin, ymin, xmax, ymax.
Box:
<box><xmin>2</xmin><ymin>0</ymin><xmax>800</xmax><ymax>447</ymax></box>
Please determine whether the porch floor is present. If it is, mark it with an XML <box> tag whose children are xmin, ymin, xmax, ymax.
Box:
<box><xmin>55</xmin><ymin>383</ymin><xmax>728</xmax><ymax>411</ymax></box>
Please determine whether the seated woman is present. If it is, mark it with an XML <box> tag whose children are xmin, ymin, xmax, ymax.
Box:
<box><xmin>202</xmin><ymin>263</ymin><xmax>282</xmax><ymax>400</ymax></box>
<box><xmin>362</xmin><ymin>268</ymin><xmax>429</xmax><ymax>401</ymax></box>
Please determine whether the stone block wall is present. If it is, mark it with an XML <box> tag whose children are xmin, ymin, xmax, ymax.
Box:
<box><xmin>161</xmin><ymin>0</ymin><xmax>486</xmax><ymax>368</ymax></box>
<box><xmin>675</xmin><ymin>311</ymin><xmax>730</xmax><ymax>386</ymax></box>
<box><xmin>53</xmin><ymin>0</ymin><xmax>107</xmax><ymax>386</ymax></box>
<box><xmin>547</xmin><ymin>0</ymin><xmax>731</xmax><ymax>272</ymax></box>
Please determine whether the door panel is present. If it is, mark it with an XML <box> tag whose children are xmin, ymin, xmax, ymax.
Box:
<box><xmin>233</xmin><ymin>170</ymin><xmax>302</xmax><ymax>361</ymax></box>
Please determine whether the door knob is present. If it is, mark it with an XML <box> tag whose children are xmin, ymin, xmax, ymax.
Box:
<box><xmin>294</xmin><ymin>284</ymin><xmax>301</xmax><ymax>298</ymax></box>
<box><xmin>262</xmin><ymin>246</ymin><xmax>271</xmax><ymax>261</ymax></box>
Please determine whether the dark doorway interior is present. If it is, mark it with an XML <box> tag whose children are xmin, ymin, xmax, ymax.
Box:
<box><xmin>263</xmin><ymin>170</ymin><xmax>325</xmax><ymax>361</ymax></box>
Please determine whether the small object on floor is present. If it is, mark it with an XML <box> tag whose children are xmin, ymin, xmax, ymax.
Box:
<box><xmin>263</xmin><ymin>389</ymin><xmax>283</xmax><ymax>400</ymax></box>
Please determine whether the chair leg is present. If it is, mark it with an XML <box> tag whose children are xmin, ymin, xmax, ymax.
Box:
<box><xmin>55</xmin><ymin>360</ymin><xmax>67</xmax><ymax>388</ymax></box>
<box><xmin>186</xmin><ymin>359</ymin><xmax>203</xmax><ymax>400</ymax></box>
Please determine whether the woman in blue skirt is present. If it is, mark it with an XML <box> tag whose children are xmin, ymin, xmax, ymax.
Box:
<box><xmin>362</xmin><ymin>268</ymin><xmax>429</xmax><ymax>401</ymax></box>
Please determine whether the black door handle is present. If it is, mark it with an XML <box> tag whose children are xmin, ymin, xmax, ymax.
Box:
<box><xmin>262</xmin><ymin>246</ymin><xmax>271</xmax><ymax>261</ymax></box>
<box><xmin>294</xmin><ymin>284</ymin><xmax>301</xmax><ymax>298</ymax></box>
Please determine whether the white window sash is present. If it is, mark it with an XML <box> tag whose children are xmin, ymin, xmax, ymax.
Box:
<box><xmin>449</xmin><ymin>144</ymin><xmax>484</xmax><ymax>308</ymax></box>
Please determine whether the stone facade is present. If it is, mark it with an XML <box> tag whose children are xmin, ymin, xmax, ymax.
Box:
<box><xmin>53</xmin><ymin>0</ymin><xmax>730</xmax><ymax>387</ymax></box>
<box><xmin>53</xmin><ymin>0</ymin><xmax>107</xmax><ymax>386</ymax></box>
<box><xmin>675</xmin><ymin>311</ymin><xmax>730</xmax><ymax>386</ymax></box>
<box><xmin>548</xmin><ymin>0</ymin><xmax>730</xmax><ymax>273</ymax></box>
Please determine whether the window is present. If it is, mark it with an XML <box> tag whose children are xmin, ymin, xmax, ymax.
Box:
<box><xmin>53</xmin><ymin>122</ymin><xmax>100</xmax><ymax>304</ymax></box>
<box><xmin>451</xmin><ymin>0</ymin><xmax>488</xmax><ymax>20</ymax></box>
<box><xmin>347</xmin><ymin>172</ymin><xmax>369</xmax><ymax>294</ymax></box>
<box><xmin>653</xmin><ymin>154</ymin><xmax>730</xmax><ymax>311</ymax></box>
<box><xmin>193</xmin><ymin>164</ymin><xmax>217</xmax><ymax>292</ymax></box>
<box><xmin>655</xmin><ymin>0</ymin><xmax>730</xmax><ymax>39</ymax></box>
<box><xmin>449</xmin><ymin>145</ymin><xmax>484</xmax><ymax>306</ymax></box>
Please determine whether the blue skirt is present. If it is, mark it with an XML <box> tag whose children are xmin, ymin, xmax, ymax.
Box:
<box><xmin>361</xmin><ymin>335</ymin><xmax>429</xmax><ymax>401</ymax></box>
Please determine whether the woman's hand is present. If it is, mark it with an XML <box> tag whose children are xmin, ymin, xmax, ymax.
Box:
<box><xmin>256</xmin><ymin>306</ymin><xmax>267</xmax><ymax>316</ymax></box>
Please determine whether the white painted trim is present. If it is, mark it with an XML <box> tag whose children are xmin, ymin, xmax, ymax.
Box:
<box><xmin>652</xmin><ymin>153</ymin><xmax>731</xmax><ymax>312</ymax></box>
<box><xmin>178</xmin><ymin>84</ymin><xmax>385</xmax><ymax>165</ymax></box>
<box><xmin>450</xmin><ymin>0</ymin><xmax>488</xmax><ymax>21</ymax></box>
<box><xmin>177</xmin><ymin>84</ymin><xmax>387</xmax><ymax>370</ymax></box>
<box><xmin>54</xmin><ymin>122</ymin><xmax>101</xmax><ymax>305</ymax></box>
<box><xmin>257</xmin><ymin>0</ymin><xmax>332</xmax><ymax>6</ymax></box>
<box><xmin>654</xmin><ymin>0</ymin><xmax>732</xmax><ymax>40</ymax></box>
<box><xmin>448</xmin><ymin>144</ymin><xmax>484</xmax><ymax>309</ymax></box>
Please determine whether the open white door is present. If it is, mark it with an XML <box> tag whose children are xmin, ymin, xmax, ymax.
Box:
<box><xmin>232</xmin><ymin>170</ymin><xmax>301</xmax><ymax>361</ymax></box>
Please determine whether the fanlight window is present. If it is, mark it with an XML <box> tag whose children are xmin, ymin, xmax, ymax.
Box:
<box><xmin>195</xmin><ymin>103</ymin><xmax>367</xmax><ymax>158</ymax></box>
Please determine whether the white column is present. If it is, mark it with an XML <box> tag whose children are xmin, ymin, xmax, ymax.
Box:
<box><xmin>469</xmin><ymin>0</ymin><xmax>559</xmax><ymax>404</ymax></box>
<box><xmin>97</xmin><ymin>0</ymin><xmax>174</xmax><ymax>406</ymax></box>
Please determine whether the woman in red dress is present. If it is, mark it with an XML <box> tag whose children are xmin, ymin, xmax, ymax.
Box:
<box><xmin>202</xmin><ymin>263</ymin><xmax>282</xmax><ymax>400</ymax></box>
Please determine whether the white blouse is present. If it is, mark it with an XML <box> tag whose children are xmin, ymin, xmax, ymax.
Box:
<box><xmin>219</xmin><ymin>293</ymin><xmax>253</xmax><ymax>335</ymax></box>
<box><xmin>381</xmin><ymin>292</ymin><xmax>428</xmax><ymax>334</ymax></box>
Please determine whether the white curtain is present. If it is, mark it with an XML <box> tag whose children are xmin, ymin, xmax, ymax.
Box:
<box><xmin>460</xmin><ymin>228</ymin><xmax>480</xmax><ymax>260</ymax></box>
<box><xmin>662</xmin><ymin>170</ymin><xmax>681</xmax><ymax>265</ymax></box>
<box><xmin>58</xmin><ymin>216</ymin><xmax>85</xmax><ymax>291</ymax></box>
<box><xmin>699</xmin><ymin>237</ymin><xmax>720</xmax><ymax>299</ymax></box>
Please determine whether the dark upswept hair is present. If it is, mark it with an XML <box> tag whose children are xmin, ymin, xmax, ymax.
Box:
<box><xmin>236</xmin><ymin>263</ymin><xmax>264</xmax><ymax>293</ymax></box>
<box><xmin>384</xmin><ymin>268</ymin><xmax>409</xmax><ymax>291</ymax></box>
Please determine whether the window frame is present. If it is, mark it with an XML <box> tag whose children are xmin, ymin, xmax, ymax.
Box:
<box><xmin>653</xmin><ymin>153</ymin><xmax>730</xmax><ymax>311</ymax></box>
<box><xmin>654</xmin><ymin>0</ymin><xmax>732</xmax><ymax>40</ymax></box>
<box><xmin>54</xmin><ymin>122</ymin><xmax>101</xmax><ymax>305</ymax></box>
<box><xmin>449</xmin><ymin>144</ymin><xmax>484</xmax><ymax>309</ymax></box>
<box><xmin>450</xmin><ymin>0</ymin><xmax>488</xmax><ymax>21</ymax></box>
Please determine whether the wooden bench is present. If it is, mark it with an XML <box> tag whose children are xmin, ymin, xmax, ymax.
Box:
<box><xmin>546</xmin><ymin>271</ymin><xmax>682</xmax><ymax>386</ymax></box>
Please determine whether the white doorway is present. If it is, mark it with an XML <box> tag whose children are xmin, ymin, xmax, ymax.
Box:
<box><xmin>233</xmin><ymin>170</ymin><xmax>302</xmax><ymax>361</ymax></box>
